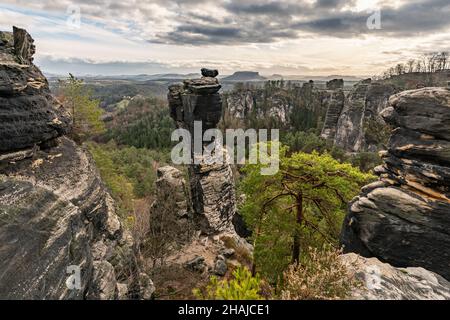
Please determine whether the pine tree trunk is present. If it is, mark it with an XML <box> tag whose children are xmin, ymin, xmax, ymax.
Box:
<box><xmin>292</xmin><ymin>194</ymin><xmax>303</xmax><ymax>264</ymax></box>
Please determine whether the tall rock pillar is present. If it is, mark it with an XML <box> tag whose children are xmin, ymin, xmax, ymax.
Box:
<box><xmin>168</xmin><ymin>70</ymin><xmax>236</xmax><ymax>235</ymax></box>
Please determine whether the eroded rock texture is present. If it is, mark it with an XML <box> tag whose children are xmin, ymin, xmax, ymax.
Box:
<box><xmin>341</xmin><ymin>87</ymin><xmax>450</xmax><ymax>281</ymax></box>
<box><xmin>331</xmin><ymin>80</ymin><xmax>397</xmax><ymax>152</ymax></box>
<box><xmin>341</xmin><ymin>253</ymin><xmax>450</xmax><ymax>300</ymax></box>
<box><xmin>149</xmin><ymin>166</ymin><xmax>194</xmax><ymax>246</ymax></box>
<box><xmin>168</xmin><ymin>72</ymin><xmax>236</xmax><ymax>235</ymax></box>
<box><xmin>225</xmin><ymin>78</ymin><xmax>396</xmax><ymax>152</ymax></box>
<box><xmin>0</xmin><ymin>27</ymin><xmax>151</xmax><ymax>299</ymax></box>
<box><xmin>0</xmin><ymin>27</ymin><xmax>70</xmax><ymax>153</ymax></box>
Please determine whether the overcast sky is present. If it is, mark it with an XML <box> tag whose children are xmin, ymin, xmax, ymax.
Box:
<box><xmin>1</xmin><ymin>0</ymin><xmax>449</xmax><ymax>76</ymax></box>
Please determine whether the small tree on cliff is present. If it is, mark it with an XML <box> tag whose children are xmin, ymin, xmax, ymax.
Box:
<box><xmin>59</xmin><ymin>73</ymin><xmax>105</xmax><ymax>143</ymax></box>
<box><xmin>239</xmin><ymin>145</ymin><xmax>373</xmax><ymax>281</ymax></box>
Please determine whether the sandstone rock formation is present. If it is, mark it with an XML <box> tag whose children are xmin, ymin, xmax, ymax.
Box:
<box><xmin>162</xmin><ymin>71</ymin><xmax>252</xmax><ymax>277</ymax></box>
<box><xmin>224</xmin><ymin>78</ymin><xmax>396</xmax><ymax>152</ymax></box>
<box><xmin>341</xmin><ymin>253</ymin><xmax>450</xmax><ymax>300</ymax></box>
<box><xmin>168</xmin><ymin>72</ymin><xmax>236</xmax><ymax>235</ymax></box>
<box><xmin>341</xmin><ymin>87</ymin><xmax>450</xmax><ymax>281</ymax></box>
<box><xmin>320</xmin><ymin>90</ymin><xmax>345</xmax><ymax>140</ymax></box>
<box><xmin>0</xmin><ymin>27</ymin><xmax>70</xmax><ymax>153</ymax></box>
<box><xmin>328</xmin><ymin>80</ymin><xmax>397</xmax><ymax>152</ymax></box>
<box><xmin>149</xmin><ymin>166</ymin><xmax>194</xmax><ymax>247</ymax></box>
<box><xmin>326</xmin><ymin>78</ymin><xmax>344</xmax><ymax>90</ymax></box>
<box><xmin>0</xmin><ymin>27</ymin><xmax>151</xmax><ymax>299</ymax></box>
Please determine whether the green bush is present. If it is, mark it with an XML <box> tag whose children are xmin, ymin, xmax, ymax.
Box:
<box><xmin>193</xmin><ymin>267</ymin><xmax>264</xmax><ymax>300</ymax></box>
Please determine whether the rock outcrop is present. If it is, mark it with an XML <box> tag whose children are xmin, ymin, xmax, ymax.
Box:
<box><xmin>224</xmin><ymin>78</ymin><xmax>396</xmax><ymax>152</ymax></box>
<box><xmin>0</xmin><ymin>27</ymin><xmax>71</xmax><ymax>153</ymax></box>
<box><xmin>341</xmin><ymin>253</ymin><xmax>450</xmax><ymax>300</ymax></box>
<box><xmin>162</xmin><ymin>70</ymin><xmax>252</xmax><ymax>277</ymax></box>
<box><xmin>326</xmin><ymin>78</ymin><xmax>344</xmax><ymax>90</ymax></box>
<box><xmin>341</xmin><ymin>87</ymin><xmax>450</xmax><ymax>281</ymax></box>
<box><xmin>330</xmin><ymin>80</ymin><xmax>397</xmax><ymax>152</ymax></box>
<box><xmin>149</xmin><ymin>166</ymin><xmax>194</xmax><ymax>246</ymax></box>
<box><xmin>0</xmin><ymin>27</ymin><xmax>150</xmax><ymax>299</ymax></box>
<box><xmin>168</xmin><ymin>73</ymin><xmax>236</xmax><ymax>235</ymax></box>
<box><xmin>320</xmin><ymin>90</ymin><xmax>345</xmax><ymax>140</ymax></box>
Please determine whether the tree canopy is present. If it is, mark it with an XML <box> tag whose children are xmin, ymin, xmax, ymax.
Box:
<box><xmin>239</xmin><ymin>145</ymin><xmax>374</xmax><ymax>281</ymax></box>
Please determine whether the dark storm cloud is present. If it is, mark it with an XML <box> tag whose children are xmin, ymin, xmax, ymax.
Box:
<box><xmin>151</xmin><ymin>0</ymin><xmax>450</xmax><ymax>45</ymax></box>
<box><xmin>224</xmin><ymin>1</ymin><xmax>294</xmax><ymax>16</ymax></box>
<box><xmin>9</xmin><ymin>0</ymin><xmax>449</xmax><ymax>45</ymax></box>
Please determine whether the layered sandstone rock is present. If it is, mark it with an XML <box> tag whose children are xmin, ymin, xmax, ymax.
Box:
<box><xmin>332</xmin><ymin>80</ymin><xmax>397</xmax><ymax>152</ymax></box>
<box><xmin>320</xmin><ymin>89</ymin><xmax>345</xmax><ymax>140</ymax></box>
<box><xmin>0</xmin><ymin>27</ymin><xmax>70</xmax><ymax>153</ymax></box>
<box><xmin>168</xmin><ymin>70</ymin><xmax>236</xmax><ymax>235</ymax></box>
<box><xmin>341</xmin><ymin>253</ymin><xmax>450</xmax><ymax>300</ymax></box>
<box><xmin>149</xmin><ymin>166</ymin><xmax>194</xmax><ymax>246</ymax></box>
<box><xmin>341</xmin><ymin>87</ymin><xmax>450</xmax><ymax>281</ymax></box>
<box><xmin>225</xmin><ymin>78</ymin><xmax>395</xmax><ymax>152</ymax></box>
<box><xmin>0</xmin><ymin>27</ymin><xmax>150</xmax><ymax>299</ymax></box>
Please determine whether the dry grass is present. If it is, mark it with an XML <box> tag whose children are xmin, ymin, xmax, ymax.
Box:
<box><xmin>280</xmin><ymin>246</ymin><xmax>361</xmax><ymax>300</ymax></box>
<box><xmin>151</xmin><ymin>265</ymin><xmax>208</xmax><ymax>300</ymax></box>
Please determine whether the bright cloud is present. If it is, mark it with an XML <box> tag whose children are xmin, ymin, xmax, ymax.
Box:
<box><xmin>1</xmin><ymin>0</ymin><xmax>449</xmax><ymax>76</ymax></box>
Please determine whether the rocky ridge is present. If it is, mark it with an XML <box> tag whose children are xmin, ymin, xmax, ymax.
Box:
<box><xmin>0</xmin><ymin>27</ymin><xmax>151</xmax><ymax>299</ymax></box>
<box><xmin>225</xmin><ymin>78</ymin><xmax>396</xmax><ymax>152</ymax></box>
<box><xmin>341</xmin><ymin>87</ymin><xmax>450</xmax><ymax>281</ymax></box>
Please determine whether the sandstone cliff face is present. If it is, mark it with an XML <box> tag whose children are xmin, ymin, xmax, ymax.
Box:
<box><xmin>341</xmin><ymin>87</ymin><xmax>450</xmax><ymax>281</ymax></box>
<box><xmin>0</xmin><ymin>27</ymin><xmax>150</xmax><ymax>299</ymax></box>
<box><xmin>224</xmin><ymin>79</ymin><xmax>396</xmax><ymax>152</ymax></box>
<box><xmin>0</xmin><ymin>27</ymin><xmax>71</xmax><ymax>153</ymax></box>
<box><xmin>329</xmin><ymin>80</ymin><xmax>396</xmax><ymax>152</ymax></box>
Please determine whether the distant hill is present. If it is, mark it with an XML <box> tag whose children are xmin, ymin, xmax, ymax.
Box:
<box><xmin>222</xmin><ymin>71</ymin><xmax>266</xmax><ymax>81</ymax></box>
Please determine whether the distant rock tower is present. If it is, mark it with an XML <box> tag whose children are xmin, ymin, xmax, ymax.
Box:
<box><xmin>168</xmin><ymin>69</ymin><xmax>237</xmax><ymax>235</ymax></box>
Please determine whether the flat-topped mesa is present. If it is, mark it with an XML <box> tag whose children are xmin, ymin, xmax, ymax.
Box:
<box><xmin>341</xmin><ymin>87</ymin><xmax>450</xmax><ymax>280</ymax></box>
<box><xmin>0</xmin><ymin>26</ymin><xmax>70</xmax><ymax>154</ymax></box>
<box><xmin>167</xmin><ymin>69</ymin><xmax>236</xmax><ymax>235</ymax></box>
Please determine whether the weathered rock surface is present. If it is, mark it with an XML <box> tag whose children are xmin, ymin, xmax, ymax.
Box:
<box><xmin>326</xmin><ymin>78</ymin><xmax>344</xmax><ymax>90</ymax></box>
<box><xmin>168</xmin><ymin>71</ymin><xmax>236</xmax><ymax>235</ymax></box>
<box><xmin>225</xmin><ymin>78</ymin><xmax>396</xmax><ymax>152</ymax></box>
<box><xmin>0</xmin><ymin>137</ymin><xmax>144</xmax><ymax>299</ymax></box>
<box><xmin>0</xmin><ymin>27</ymin><xmax>70</xmax><ymax>153</ymax></box>
<box><xmin>0</xmin><ymin>27</ymin><xmax>148</xmax><ymax>299</ymax></box>
<box><xmin>341</xmin><ymin>253</ymin><xmax>450</xmax><ymax>300</ymax></box>
<box><xmin>332</xmin><ymin>81</ymin><xmax>397</xmax><ymax>152</ymax></box>
<box><xmin>341</xmin><ymin>88</ymin><xmax>450</xmax><ymax>281</ymax></box>
<box><xmin>320</xmin><ymin>90</ymin><xmax>345</xmax><ymax>140</ymax></box>
<box><xmin>149</xmin><ymin>166</ymin><xmax>194</xmax><ymax>246</ymax></box>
